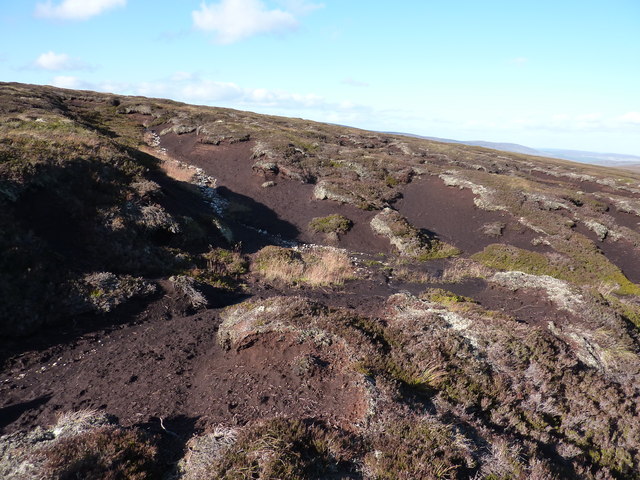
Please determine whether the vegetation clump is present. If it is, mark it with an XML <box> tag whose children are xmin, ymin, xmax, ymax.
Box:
<box><xmin>473</xmin><ymin>242</ymin><xmax>640</xmax><ymax>295</ymax></box>
<box><xmin>364</xmin><ymin>418</ymin><xmax>473</xmax><ymax>480</ymax></box>
<box><xmin>202</xmin><ymin>418</ymin><xmax>361</xmax><ymax>479</ymax></box>
<box><xmin>253</xmin><ymin>245</ymin><xmax>355</xmax><ymax>286</ymax></box>
<box><xmin>371</xmin><ymin>207</ymin><xmax>460</xmax><ymax>260</ymax></box>
<box><xmin>4</xmin><ymin>83</ymin><xmax>640</xmax><ymax>480</ymax></box>
<box><xmin>41</xmin><ymin>427</ymin><xmax>161</xmax><ymax>480</ymax></box>
<box><xmin>308</xmin><ymin>214</ymin><xmax>353</xmax><ymax>235</ymax></box>
<box><xmin>70</xmin><ymin>272</ymin><xmax>156</xmax><ymax>314</ymax></box>
<box><xmin>0</xmin><ymin>410</ymin><xmax>161</xmax><ymax>480</ymax></box>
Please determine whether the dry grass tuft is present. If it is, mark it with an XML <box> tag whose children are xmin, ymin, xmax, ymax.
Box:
<box><xmin>253</xmin><ymin>245</ymin><xmax>355</xmax><ymax>286</ymax></box>
<box><xmin>253</xmin><ymin>246</ymin><xmax>305</xmax><ymax>283</ymax></box>
<box><xmin>389</xmin><ymin>265</ymin><xmax>432</xmax><ymax>283</ymax></box>
<box><xmin>52</xmin><ymin>409</ymin><xmax>112</xmax><ymax>439</ymax></box>
<box><xmin>302</xmin><ymin>248</ymin><xmax>355</xmax><ymax>286</ymax></box>
<box><xmin>160</xmin><ymin>159</ymin><xmax>196</xmax><ymax>183</ymax></box>
<box><xmin>440</xmin><ymin>257</ymin><xmax>493</xmax><ymax>282</ymax></box>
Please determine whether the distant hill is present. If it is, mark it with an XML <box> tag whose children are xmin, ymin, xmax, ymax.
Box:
<box><xmin>386</xmin><ymin>133</ymin><xmax>545</xmax><ymax>156</ymax></box>
<box><xmin>538</xmin><ymin>148</ymin><xmax>640</xmax><ymax>166</ymax></box>
<box><xmin>389</xmin><ymin>132</ymin><xmax>640</xmax><ymax>167</ymax></box>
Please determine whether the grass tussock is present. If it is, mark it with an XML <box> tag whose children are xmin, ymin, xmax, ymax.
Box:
<box><xmin>308</xmin><ymin>214</ymin><xmax>353</xmax><ymax>235</ymax></box>
<box><xmin>186</xmin><ymin>246</ymin><xmax>249</xmax><ymax>291</ymax></box>
<box><xmin>253</xmin><ymin>245</ymin><xmax>355</xmax><ymax>286</ymax></box>
<box><xmin>439</xmin><ymin>257</ymin><xmax>494</xmax><ymax>282</ymax></box>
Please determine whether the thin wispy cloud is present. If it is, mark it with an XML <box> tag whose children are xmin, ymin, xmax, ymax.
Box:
<box><xmin>192</xmin><ymin>0</ymin><xmax>321</xmax><ymax>44</ymax></box>
<box><xmin>275</xmin><ymin>0</ymin><xmax>323</xmax><ymax>15</ymax></box>
<box><xmin>33</xmin><ymin>51</ymin><xmax>89</xmax><ymax>71</ymax></box>
<box><xmin>509</xmin><ymin>57</ymin><xmax>528</xmax><ymax>66</ymax></box>
<box><xmin>342</xmin><ymin>77</ymin><xmax>369</xmax><ymax>87</ymax></box>
<box><xmin>35</xmin><ymin>0</ymin><xmax>126</xmax><ymax>21</ymax></box>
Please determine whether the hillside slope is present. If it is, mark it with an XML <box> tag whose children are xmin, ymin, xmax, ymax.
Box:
<box><xmin>2</xmin><ymin>82</ymin><xmax>640</xmax><ymax>479</ymax></box>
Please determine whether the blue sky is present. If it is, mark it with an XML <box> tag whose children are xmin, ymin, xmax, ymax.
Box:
<box><xmin>1</xmin><ymin>0</ymin><xmax>639</xmax><ymax>154</ymax></box>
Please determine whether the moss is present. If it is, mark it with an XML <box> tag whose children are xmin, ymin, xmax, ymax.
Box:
<box><xmin>308</xmin><ymin>214</ymin><xmax>353</xmax><ymax>235</ymax></box>
<box><xmin>385</xmin><ymin>174</ymin><xmax>400</xmax><ymax>187</ymax></box>
<box><xmin>415</xmin><ymin>240</ymin><xmax>461</xmax><ymax>261</ymax></box>
<box><xmin>605</xmin><ymin>295</ymin><xmax>640</xmax><ymax>329</ymax></box>
<box><xmin>472</xmin><ymin>244</ymin><xmax>555</xmax><ymax>276</ymax></box>
<box><xmin>472</xmin><ymin>242</ymin><xmax>640</xmax><ymax>295</ymax></box>
<box><xmin>421</xmin><ymin>288</ymin><xmax>476</xmax><ymax>306</ymax></box>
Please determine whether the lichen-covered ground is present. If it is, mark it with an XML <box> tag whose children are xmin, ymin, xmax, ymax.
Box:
<box><xmin>2</xmin><ymin>82</ymin><xmax>640</xmax><ymax>479</ymax></box>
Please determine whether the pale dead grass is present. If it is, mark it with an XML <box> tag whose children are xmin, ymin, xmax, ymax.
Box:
<box><xmin>302</xmin><ymin>248</ymin><xmax>356</xmax><ymax>286</ymax></box>
<box><xmin>257</xmin><ymin>254</ymin><xmax>305</xmax><ymax>284</ymax></box>
<box><xmin>177</xmin><ymin>426</ymin><xmax>239</xmax><ymax>480</ymax></box>
<box><xmin>138</xmin><ymin>143</ymin><xmax>200</xmax><ymax>184</ymax></box>
<box><xmin>254</xmin><ymin>246</ymin><xmax>355</xmax><ymax>287</ymax></box>
<box><xmin>390</xmin><ymin>266</ymin><xmax>432</xmax><ymax>283</ymax></box>
<box><xmin>53</xmin><ymin>409</ymin><xmax>110</xmax><ymax>438</ymax></box>
<box><xmin>440</xmin><ymin>257</ymin><xmax>493</xmax><ymax>282</ymax></box>
<box><xmin>160</xmin><ymin>158</ymin><xmax>196</xmax><ymax>183</ymax></box>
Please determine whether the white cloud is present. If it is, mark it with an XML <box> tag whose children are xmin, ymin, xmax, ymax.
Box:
<box><xmin>35</xmin><ymin>0</ymin><xmax>126</xmax><ymax>20</ymax></box>
<box><xmin>180</xmin><ymin>79</ymin><xmax>244</xmax><ymax>102</ymax></box>
<box><xmin>46</xmin><ymin>72</ymin><xmax>363</xmax><ymax>120</ymax></box>
<box><xmin>576</xmin><ymin>113</ymin><xmax>602</xmax><ymax>122</ymax></box>
<box><xmin>34</xmin><ymin>51</ymin><xmax>88</xmax><ymax>71</ymax></box>
<box><xmin>192</xmin><ymin>0</ymin><xmax>320</xmax><ymax>44</ymax></box>
<box><xmin>619</xmin><ymin>112</ymin><xmax>640</xmax><ymax>125</ymax></box>
<box><xmin>51</xmin><ymin>75</ymin><xmax>84</xmax><ymax>89</ymax></box>
<box><xmin>162</xmin><ymin>75</ymin><xmax>324</xmax><ymax>108</ymax></box>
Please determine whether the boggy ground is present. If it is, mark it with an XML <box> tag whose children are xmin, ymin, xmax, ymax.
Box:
<box><xmin>158</xmin><ymin>130</ymin><xmax>391</xmax><ymax>255</ymax></box>
<box><xmin>1</xmin><ymin>255</ymin><xmax>574</xmax><ymax>435</ymax></box>
<box><xmin>3</xmin><ymin>83</ymin><xmax>640</xmax><ymax>479</ymax></box>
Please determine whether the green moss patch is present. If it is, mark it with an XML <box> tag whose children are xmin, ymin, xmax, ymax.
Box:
<box><xmin>308</xmin><ymin>214</ymin><xmax>353</xmax><ymax>235</ymax></box>
<box><xmin>472</xmin><ymin>242</ymin><xmax>640</xmax><ymax>295</ymax></box>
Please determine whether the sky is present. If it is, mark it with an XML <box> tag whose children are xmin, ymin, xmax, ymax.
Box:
<box><xmin>1</xmin><ymin>0</ymin><xmax>639</xmax><ymax>155</ymax></box>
